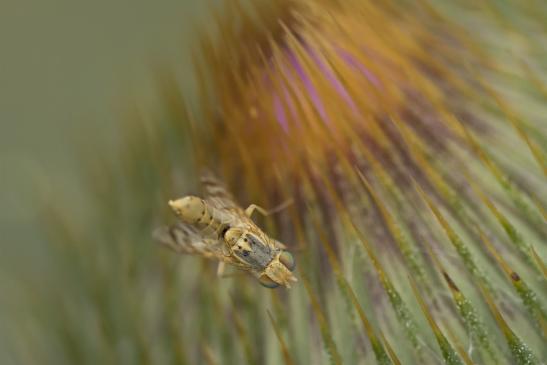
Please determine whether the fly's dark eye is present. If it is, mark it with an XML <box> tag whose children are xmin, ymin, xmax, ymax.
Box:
<box><xmin>279</xmin><ymin>251</ymin><xmax>296</xmax><ymax>271</ymax></box>
<box><xmin>258</xmin><ymin>275</ymin><xmax>280</xmax><ymax>289</ymax></box>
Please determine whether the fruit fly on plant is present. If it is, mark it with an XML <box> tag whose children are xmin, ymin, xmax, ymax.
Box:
<box><xmin>153</xmin><ymin>171</ymin><xmax>297</xmax><ymax>288</ymax></box>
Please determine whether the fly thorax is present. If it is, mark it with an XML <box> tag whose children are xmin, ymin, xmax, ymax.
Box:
<box><xmin>225</xmin><ymin>229</ymin><xmax>275</xmax><ymax>269</ymax></box>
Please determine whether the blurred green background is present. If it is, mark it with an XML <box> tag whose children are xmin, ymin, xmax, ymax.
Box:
<box><xmin>0</xmin><ymin>0</ymin><xmax>207</xmax><ymax>262</ymax></box>
<box><xmin>0</xmin><ymin>0</ymin><xmax>207</xmax><ymax>359</ymax></box>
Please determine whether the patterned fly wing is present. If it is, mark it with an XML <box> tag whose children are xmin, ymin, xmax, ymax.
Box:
<box><xmin>153</xmin><ymin>222</ymin><xmax>226</xmax><ymax>260</ymax></box>
<box><xmin>200</xmin><ymin>170</ymin><xmax>242</xmax><ymax>212</ymax></box>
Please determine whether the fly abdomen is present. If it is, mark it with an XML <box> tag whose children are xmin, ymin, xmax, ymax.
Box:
<box><xmin>169</xmin><ymin>196</ymin><xmax>213</xmax><ymax>226</ymax></box>
<box><xmin>168</xmin><ymin>196</ymin><xmax>227</xmax><ymax>234</ymax></box>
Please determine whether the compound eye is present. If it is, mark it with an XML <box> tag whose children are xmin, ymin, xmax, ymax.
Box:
<box><xmin>258</xmin><ymin>275</ymin><xmax>280</xmax><ymax>289</ymax></box>
<box><xmin>279</xmin><ymin>251</ymin><xmax>296</xmax><ymax>271</ymax></box>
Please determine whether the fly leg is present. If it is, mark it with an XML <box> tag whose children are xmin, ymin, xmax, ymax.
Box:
<box><xmin>216</xmin><ymin>262</ymin><xmax>247</xmax><ymax>279</ymax></box>
<box><xmin>245</xmin><ymin>198</ymin><xmax>293</xmax><ymax>218</ymax></box>
<box><xmin>216</xmin><ymin>262</ymin><xmax>226</xmax><ymax>277</ymax></box>
<box><xmin>272</xmin><ymin>239</ymin><xmax>287</xmax><ymax>250</ymax></box>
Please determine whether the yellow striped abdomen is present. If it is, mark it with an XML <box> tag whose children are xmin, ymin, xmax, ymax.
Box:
<box><xmin>169</xmin><ymin>196</ymin><xmax>214</xmax><ymax>227</ymax></box>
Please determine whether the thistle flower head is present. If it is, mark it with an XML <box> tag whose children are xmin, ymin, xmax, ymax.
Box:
<box><xmin>180</xmin><ymin>1</ymin><xmax>547</xmax><ymax>362</ymax></box>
